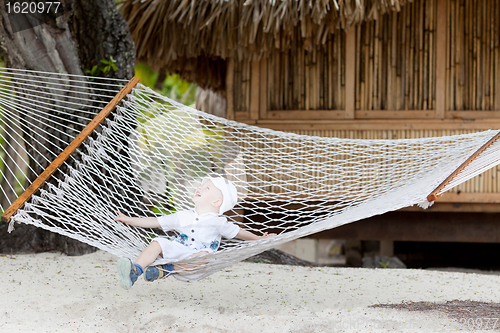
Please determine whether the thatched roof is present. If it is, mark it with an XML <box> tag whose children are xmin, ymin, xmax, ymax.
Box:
<box><xmin>121</xmin><ymin>0</ymin><xmax>412</xmax><ymax>92</ymax></box>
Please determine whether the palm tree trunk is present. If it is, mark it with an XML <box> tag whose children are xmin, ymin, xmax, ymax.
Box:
<box><xmin>0</xmin><ymin>0</ymin><xmax>136</xmax><ymax>255</ymax></box>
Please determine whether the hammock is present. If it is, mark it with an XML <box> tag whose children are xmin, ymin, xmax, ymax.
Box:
<box><xmin>2</xmin><ymin>68</ymin><xmax>500</xmax><ymax>282</ymax></box>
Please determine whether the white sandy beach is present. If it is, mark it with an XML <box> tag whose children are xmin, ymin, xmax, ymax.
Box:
<box><xmin>1</xmin><ymin>250</ymin><xmax>499</xmax><ymax>333</ymax></box>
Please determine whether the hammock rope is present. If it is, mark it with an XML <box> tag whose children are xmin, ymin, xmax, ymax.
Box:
<box><xmin>1</xmin><ymin>67</ymin><xmax>500</xmax><ymax>282</ymax></box>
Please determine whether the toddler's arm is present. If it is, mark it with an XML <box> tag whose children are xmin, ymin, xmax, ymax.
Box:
<box><xmin>235</xmin><ymin>229</ymin><xmax>276</xmax><ymax>241</ymax></box>
<box><xmin>114</xmin><ymin>211</ymin><xmax>161</xmax><ymax>228</ymax></box>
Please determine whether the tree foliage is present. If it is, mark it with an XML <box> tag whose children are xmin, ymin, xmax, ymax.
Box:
<box><xmin>135</xmin><ymin>63</ymin><xmax>196</xmax><ymax>107</ymax></box>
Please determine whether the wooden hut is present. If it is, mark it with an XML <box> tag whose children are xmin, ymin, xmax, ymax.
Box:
<box><xmin>121</xmin><ymin>0</ymin><xmax>500</xmax><ymax>250</ymax></box>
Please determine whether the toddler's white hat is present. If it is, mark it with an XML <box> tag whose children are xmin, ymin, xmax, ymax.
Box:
<box><xmin>204</xmin><ymin>176</ymin><xmax>238</xmax><ymax>214</ymax></box>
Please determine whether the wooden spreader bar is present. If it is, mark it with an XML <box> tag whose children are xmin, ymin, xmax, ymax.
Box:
<box><xmin>1</xmin><ymin>77</ymin><xmax>140</xmax><ymax>223</ymax></box>
<box><xmin>426</xmin><ymin>130</ymin><xmax>500</xmax><ymax>202</ymax></box>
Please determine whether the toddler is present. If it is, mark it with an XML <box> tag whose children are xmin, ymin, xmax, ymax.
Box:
<box><xmin>115</xmin><ymin>176</ymin><xmax>275</xmax><ymax>289</ymax></box>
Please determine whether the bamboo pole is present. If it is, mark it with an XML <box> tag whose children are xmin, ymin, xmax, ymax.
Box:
<box><xmin>233</xmin><ymin>60</ymin><xmax>240</xmax><ymax>111</ymax></box>
<box><xmin>405</xmin><ymin>5</ymin><xmax>411</xmax><ymax>110</ymax></box>
<box><xmin>283</xmin><ymin>51</ymin><xmax>288</xmax><ymax>110</ymax></box>
<box><xmin>294</xmin><ymin>37</ymin><xmax>299</xmax><ymax>109</ymax></box>
<box><xmin>303</xmin><ymin>40</ymin><xmax>307</xmax><ymax>110</ymax></box>
<box><xmin>429</xmin><ymin>0</ymin><xmax>434</xmax><ymax>110</ymax></box>
<box><xmin>316</xmin><ymin>48</ymin><xmax>320</xmax><ymax>110</ymax></box>
<box><xmin>327</xmin><ymin>39</ymin><xmax>332</xmax><ymax>109</ymax></box>
<box><xmin>226</xmin><ymin>59</ymin><xmax>235</xmax><ymax>119</ymax></box>
<box><xmin>331</xmin><ymin>38</ymin><xmax>335</xmax><ymax>109</ymax></box>
<box><xmin>345</xmin><ymin>27</ymin><xmax>355</xmax><ymax>118</ymax></box>
<box><xmin>373</xmin><ymin>20</ymin><xmax>380</xmax><ymax>110</ymax></box>
<box><xmin>489</xmin><ymin>0</ymin><xmax>494</xmax><ymax>111</ymax></box>
<box><xmin>445</xmin><ymin>0</ymin><xmax>451</xmax><ymax>113</ymax></box>
<box><xmin>422</xmin><ymin>0</ymin><xmax>429</xmax><ymax>110</ymax></box>
<box><xmin>389</xmin><ymin>13</ymin><xmax>397</xmax><ymax>111</ymax></box>
<box><xmin>259</xmin><ymin>57</ymin><xmax>267</xmax><ymax>119</ymax></box>
<box><xmin>339</xmin><ymin>35</ymin><xmax>344</xmax><ymax>110</ymax></box>
<box><xmin>411</xmin><ymin>3</ymin><xmax>417</xmax><ymax>110</ymax></box>
<box><xmin>368</xmin><ymin>23</ymin><xmax>374</xmax><ymax>110</ymax></box>
<box><xmin>417</xmin><ymin>0</ymin><xmax>423</xmax><ymax>109</ymax></box>
<box><xmin>456</xmin><ymin>0</ymin><xmax>463</xmax><ymax>110</ymax></box>
<box><xmin>269</xmin><ymin>54</ymin><xmax>274</xmax><ymax>111</ymax></box>
<box><xmin>335</xmin><ymin>36</ymin><xmax>340</xmax><ymax>109</ymax></box>
<box><xmin>481</xmin><ymin>0</ymin><xmax>486</xmax><ymax>111</ymax></box>
<box><xmin>496</xmin><ymin>1</ymin><xmax>500</xmax><ymax>110</ymax></box>
<box><xmin>321</xmin><ymin>47</ymin><xmax>325</xmax><ymax>109</ymax></box>
<box><xmin>477</xmin><ymin>0</ymin><xmax>483</xmax><ymax>111</ymax></box>
<box><xmin>1</xmin><ymin>76</ymin><xmax>141</xmax><ymax>223</ymax></box>
<box><xmin>461</xmin><ymin>0</ymin><xmax>466</xmax><ymax>110</ymax></box>
<box><xmin>451</xmin><ymin>0</ymin><xmax>456</xmax><ymax>111</ymax></box>
<box><xmin>268</xmin><ymin>53</ymin><xmax>273</xmax><ymax>110</ymax></box>
<box><xmin>313</xmin><ymin>48</ymin><xmax>319</xmax><ymax>110</ymax></box>
<box><xmin>278</xmin><ymin>52</ymin><xmax>282</xmax><ymax>110</ymax></box>
<box><xmin>397</xmin><ymin>12</ymin><xmax>402</xmax><ymax>110</ymax></box>
<box><xmin>274</xmin><ymin>52</ymin><xmax>279</xmax><ymax>110</ymax></box>
<box><xmin>485</xmin><ymin>0</ymin><xmax>490</xmax><ymax>110</ymax></box>
<box><xmin>361</xmin><ymin>27</ymin><xmax>366</xmax><ymax>110</ymax></box>
<box><xmin>241</xmin><ymin>60</ymin><xmax>245</xmax><ymax>111</ymax></box>
<box><xmin>355</xmin><ymin>27</ymin><xmax>360</xmax><ymax>110</ymax></box>
<box><xmin>298</xmin><ymin>38</ymin><xmax>302</xmax><ymax>110</ymax></box>
<box><xmin>240</xmin><ymin>59</ymin><xmax>245</xmax><ymax>112</ymax></box>
<box><xmin>496</xmin><ymin>0</ymin><xmax>500</xmax><ymax>111</ymax></box>
<box><xmin>311</xmin><ymin>47</ymin><xmax>315</xmax><ymax>111</ymax></box>
<box><xmin>466</xmin><ymin>0</ymin><xmax>471</xmax><ymax>109</ymax></box>
<box><xmin>472</xmin><ymin>1</ymin><xmax>478</xmax><ymax>110</ymax></box>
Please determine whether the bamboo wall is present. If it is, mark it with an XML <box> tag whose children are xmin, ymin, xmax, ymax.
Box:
<box><xmin>356</xmin><ymin>0</ymin><xmax>436</xmax><ymax>110</ymax></box>
<box><xmin>227</xmin><ymin>0</ymin><xmax>500</xmax><ymax>205</ymax></box>
<box><xmin>447</xmin><ymin>0</ymin><xmax>500</xmax><ymax>111</ymax></box>
<box><xmin>233</xmin><ymin>58</ymin><xmax>251</xmax><ymax>112</ymax></box>
<box><xmin>233</xmin><ymin>0</ymin><xmax>500</xmax><ymax>116</ymax></box>
<box><xmin>266</xmin><ymin>31</ymin><xmax>346</xmax><ymax>111</ymax></box>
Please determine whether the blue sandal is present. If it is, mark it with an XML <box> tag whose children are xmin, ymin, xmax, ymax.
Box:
<box><xmin>117</xmin><ymin>258</ymin><xmax>142</xmax><ymax>290</ymax></box>
<box><xmin>144</xmin><ymin>264</ymin><xmax>176</xmax><ymax>282</ymax></box>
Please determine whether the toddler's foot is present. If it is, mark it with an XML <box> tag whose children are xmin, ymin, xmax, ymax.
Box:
<box><xmin>117</xmin><ymin>258</ymin><xmax>142</xmax><ymax>290</ymax></box>
<box><xmin>144</xmin><ymin>264</ymin><xmax>176</xmax><ymax>282</ymax></box>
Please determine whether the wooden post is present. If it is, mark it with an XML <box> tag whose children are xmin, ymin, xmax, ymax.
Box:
<box><xmin>1</xmin><ymin>76</ymin><xmax>140</xmax><ymax>223</ymax></box>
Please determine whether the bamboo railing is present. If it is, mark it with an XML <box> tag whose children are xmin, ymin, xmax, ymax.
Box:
<box><xmin>241</xmin><ymin>128</ymin><xmax>500</xmax><ymax>198</ymax></box>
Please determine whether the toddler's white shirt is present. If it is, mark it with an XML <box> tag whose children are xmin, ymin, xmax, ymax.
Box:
<box><xmin>157</xmin><ymin>209</ymin><xmax>240</xmax><ymax>252</ymax></box>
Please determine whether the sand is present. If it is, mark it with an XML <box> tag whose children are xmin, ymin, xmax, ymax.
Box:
<box><xmin>1</xmin><ymin>250</ymin><xmax>499</xmax><ymax>332</ymax></box>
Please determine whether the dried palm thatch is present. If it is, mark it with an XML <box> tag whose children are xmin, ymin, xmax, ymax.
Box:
<box><xmin>120</xmin><ymin>0</ymin><xmax>412</xmax><ymax>91</ymax></box>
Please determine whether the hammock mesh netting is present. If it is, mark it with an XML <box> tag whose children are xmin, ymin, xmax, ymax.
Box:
<box><xmin>1</xmin><ymin>67</ymin><xmax>500</xmax><ymax>282</ymax></box>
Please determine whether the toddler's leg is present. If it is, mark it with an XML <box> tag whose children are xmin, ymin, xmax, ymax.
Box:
<box><xmin>135</xmin><ymin>241</ymin><xmax>163</xmax><ymax>268</ymax></box>
<box><xmin>116</xmin><ymin>241</ymin><xmax>162</xmax><ymax>290</ymax></box>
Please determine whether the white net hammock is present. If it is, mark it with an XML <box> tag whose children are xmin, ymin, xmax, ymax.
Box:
<box><xmin>2</xmin><ymin>67</ymin><xmax>500</xmax><ymax>282</ymax></box>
